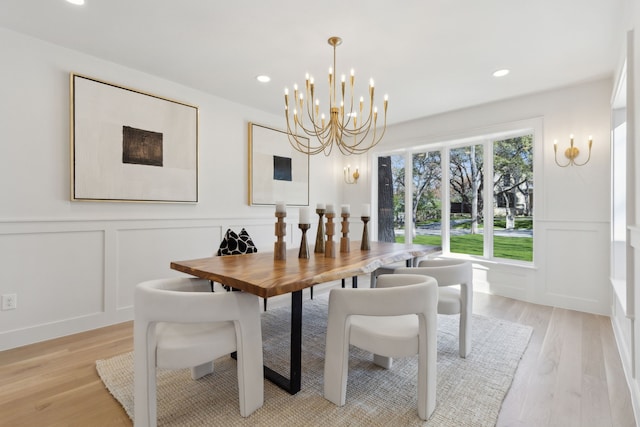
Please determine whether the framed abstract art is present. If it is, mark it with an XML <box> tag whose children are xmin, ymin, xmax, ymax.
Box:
<box><xmin>70</xmin><ymin>73</ymin><xmax>198</xmax><ymax>202</ymax></box>
<box><xmin>248</xmin><ymin>122</ymin><xmax>309</xmax><ymax>206</ymax></box>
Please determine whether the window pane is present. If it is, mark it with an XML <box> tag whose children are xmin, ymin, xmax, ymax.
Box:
<box><xmin>492</xmin><ymin>135</ymin><xmax>533</xmax><ymax>261</ymax></box>
<box><xmin>449</xmin><ymin>145</ymin><xmax>484</xmax><ymax>256</ymax></box>
<box><xmin>377</xmin><ymin>155</ymin><xmax>405</xmax><ymax>242</ymax></box>
<box><xmin>412</xmin><ymin>151</ymin><xmax>442</xmax><ymax>247</ymax></box>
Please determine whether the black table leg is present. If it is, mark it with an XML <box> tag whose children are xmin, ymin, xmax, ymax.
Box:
<box><xmin>262</xmin><ymin>289</ymin><xmax>303</xmax><ymax>394</ymax></box>
<box><xmin>352</xmin><ymin>276</ymin><xmax>358</xmax><ymax>288</ymax></box>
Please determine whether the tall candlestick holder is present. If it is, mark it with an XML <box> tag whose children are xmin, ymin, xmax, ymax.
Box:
<box><xmin>274</xmin><ymin>212</ymin><xmax>287</xmax><ymax>260</ymax></box>
<box><xmin>340</xmin><ymin>213</ymin><xmax>350</xmax><ymax>253</ymax></box>
<box><xmin>298</xmin><ymin>223</ymin><xmax>310</xmax><ymax>258</ymax></box>
<box><xmin>314</xmin><ymin>208</ymin><xmax>326</xmax><ymax>253</ymax></box>
<box><xmin>324</xmin><ymin>212</ymin><xmax>336</xmax><ymax>258</ymax></box>
<box><xmin>361</xmin><ymin>216</ymin><xmax>370</xmax><ymax>250</ymax></box>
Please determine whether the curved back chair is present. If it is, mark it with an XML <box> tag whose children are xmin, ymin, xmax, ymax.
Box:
<box><xmin>395</xmin><ymin>259</ymin><xmax>473</xmax><ymax>357</ymax></box>
<box><xmin>323</xmin><ymin>274</ymin><xmax>438</xmax><ymax>420</ymax></box>
<box><xmin>134</xmin><ymin>277</ymin><xmax>264</xmax><ymax>426</ymax></box>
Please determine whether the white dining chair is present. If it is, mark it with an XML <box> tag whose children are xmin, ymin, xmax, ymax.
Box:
<box><xmin>323</xmin><ymin>273</ymin><xmax>439</xmax><ymax>420</ymax></box>
<box><xmin>133</xmin><ymin>277</ymin><xmax>264</xmax><ymax>427</ymax></box>
<box><xmin>395</xmin><ymin>259</ymin><xmax>473</xmax><ymax>358</ymax></box>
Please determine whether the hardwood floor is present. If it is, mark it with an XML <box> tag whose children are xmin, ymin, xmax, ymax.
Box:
<box><xmin>0</xmin><ymin>281</ymin><xmax>636</xmax><ymax>426</ymax></box>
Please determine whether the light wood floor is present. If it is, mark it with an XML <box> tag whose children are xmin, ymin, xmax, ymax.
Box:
<box><xmin>0</xmin><ymin>281</ymin><xmax>636</xmax><ymax>427</ymax></box>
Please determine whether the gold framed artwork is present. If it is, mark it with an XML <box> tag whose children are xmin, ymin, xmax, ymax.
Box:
<box><xmin>70</xmin><ymin>73</ymin><xmax>199</xmax><ymax>202</ymax></box>
<box><xmin>248</xmin><ymin>122</ymin><xmax>309</xmax><ymax>206</ymax></box>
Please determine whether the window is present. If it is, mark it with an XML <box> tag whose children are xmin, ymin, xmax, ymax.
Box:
<box><xmin>377</xmin><ymin>155</ymin><xmax>406</xmax><ymax>243</ymax></box>
<box><xmin>449</xmin><ymin>144</ymin><xmax>484</xmax><ymax>256</ymax></box>
<box><xmin>492</xmin><ymin>136</ymin><xmax>533</xmax><ymax>262</ymax></box>
<box><xmin>412</xmin><ymin>151</ymin><xmax>442</xmax><ymax>247</ymax></box>
<box><xmin>377</xmin><ymin>130</ymin><xmax>534</xmax><ymax>263</ymax></box>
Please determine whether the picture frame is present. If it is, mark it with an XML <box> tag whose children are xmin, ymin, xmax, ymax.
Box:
<box><xmin>248</xmin><ymin>122</ymin><xmax>309</xmax><ymax>207</ymax></box>
<box><xmin>70</xmin><ymin>73</ymin><xmax>199</xmax><ymax>203</ymax></box>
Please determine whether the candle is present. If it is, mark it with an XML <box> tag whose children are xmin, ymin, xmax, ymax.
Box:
<box><xmin>341</xmin><ymin>204</ymin><xmax>350</xmax><ymax>214</ymax></box>
<box><xmin>362</xmin><ymin>204</ymin><xmax>371</xmax><ymax>217</ymax></box>
<box><xmin>299</xmin><ymin>207</ymin><xmax>310</xmax><ymax>224</ymax></box>
<box><xmin>326</xmin><ymin>204</ymin><xmax>335</xmax><ymax>214</ymax></box>
<box><xmin>316</xmin><ymin>203</ymin><xmax>325</xmax><ymax>210</ymax></box>
<box><xmin>275</xmin><ymin>201</ymin><xmax>286</xmax><ymax>213</ymax></box>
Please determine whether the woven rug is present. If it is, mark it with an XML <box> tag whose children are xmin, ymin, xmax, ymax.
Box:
<box><xmin>97</xmin><ymin>294</ymin><xmax>532</xmax><ymax>426</ymax></box>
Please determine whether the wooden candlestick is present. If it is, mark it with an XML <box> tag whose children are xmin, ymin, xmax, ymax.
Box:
<box><xmin>314</xmin><ymin>209</ymin><xmax>325</xmax><ymax>253</ymax></box>
<box><xmin>298</xmin><ymin>223</ymin><xmax>310</xmax><ymax>259</ymax></box>
<box><xmin>361</xmin><ymin>216</ymin><xmax>370</xmax><ymax>250</ymax></box>
<box><xmin>340</xmin><ymin>213</ymin><xmax>350</xmax><ymax>253</ymax></box>
<box><xmin>274</xmin><ymin>212</ymin><xmax>287</xmax><ymax>260</ymax></box>
<box><xmin>324</xmin><ymin>212</ymin><xmax>336</xmax><ymax>258</ymax></box>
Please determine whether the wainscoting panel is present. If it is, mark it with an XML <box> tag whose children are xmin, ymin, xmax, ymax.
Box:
<box><xmin>116</xmin><ymin>224</ymin><xmax>221</xmax><ymax>310</ymax></box>
<box><xmin>0</xmin><ymin>218</ymin><xmax>276</xmax><ymax>351</ymax></box>
<box><xmin>484</xmin><ymin>263</ymin><xmax>533</xmax><ymax>301</ymax></box>
<box><xmin>0</xmin><ymin>228</ymin><xmax>104</xmax><ymax>336</ymax></box>
<box><xmin>541</xmin><ymin>221</ymin><xmax>611</xmax><ymax>314</ymax></box>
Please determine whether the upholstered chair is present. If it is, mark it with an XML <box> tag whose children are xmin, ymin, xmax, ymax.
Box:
<box><xmin>133</xmin><ymin>277</ymin><xmax>264</xmax><ymax>426</ymax></box>
<box><xmin>395</xmin><ymin>259</ymin><xmax>473</xmax><ymax>358</ymax></box>
<box><xmin>323</xmin><ymin>274</ymin><xmax>439</xmax><ymax>420</ymax></box>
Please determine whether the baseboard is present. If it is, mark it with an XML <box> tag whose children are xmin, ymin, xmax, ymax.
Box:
<box><xmin>0</xmin><ymin>309</ymin><xmax>132</xmax><ymax>352</ymax></box>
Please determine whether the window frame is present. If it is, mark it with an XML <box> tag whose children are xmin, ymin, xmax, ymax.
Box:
<box><xmin>372</xmin><ymin>118</ymin><xmax>541</xmax><ymax>267</ymax></box>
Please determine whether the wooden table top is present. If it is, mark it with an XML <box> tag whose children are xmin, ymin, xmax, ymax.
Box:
<box><xmin>170</xmin><ymin>241</ymin><xmax>441</xmax><ymax>298</ymax></box>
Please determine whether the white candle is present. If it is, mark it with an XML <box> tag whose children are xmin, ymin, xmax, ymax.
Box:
<box><xmin>341</xmin><ymin>204</ymin><xmax>350</xmax><ymax>214</ymax></box>
<box><xmin>362</xmin><ymin>204</ymin><xmax>371</xmax><ymax>217</ymax></box>
<box><xmin>316</xmin><ymin>203</ymin><xmax>325</xmax><ymax>210</ymax></box>
<box><xmin>299</xmin><ymin>207</ymin><xmax>310</xmax><ymax>224</ymax></box>
<box><xmin>326</xmin><ymin>204</ymin><xmax>335</xmax><ymax>214</ymax></box>
<box><xmin>275</xmin><ymin>201</ymin><xmax>286</xmax><ymax>213</ymax></box>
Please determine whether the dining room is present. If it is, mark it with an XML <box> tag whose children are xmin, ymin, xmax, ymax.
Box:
<box><xmin>0</xmin><ymin>0</ymin><xmax>638</xmax><ymax>425</ymax></box>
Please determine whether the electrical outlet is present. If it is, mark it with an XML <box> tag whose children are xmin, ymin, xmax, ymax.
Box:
<box><xmin>2</xmin><ymin>294</ymin><xmax>17</xmax><ymax>310</ymax></box>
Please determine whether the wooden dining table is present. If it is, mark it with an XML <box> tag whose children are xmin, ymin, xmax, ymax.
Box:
<box><xmin>170</xmin><ymin>240</ymin><xmax>441</xmax><ymax>394</ymax></box>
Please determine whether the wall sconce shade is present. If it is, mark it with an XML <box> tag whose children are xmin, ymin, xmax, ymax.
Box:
<box><xmin>344</xmin><ymin>165</ymin><xmax>359</xmax><ymax>184</ymax></box>
<box><xmin>553</xmin><ymin>134</ymin><xmax>593</xmax><ymax>167</ymax></box>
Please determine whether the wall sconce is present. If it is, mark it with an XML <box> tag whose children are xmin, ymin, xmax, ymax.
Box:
<box><xmin>554</xmin><ymin>134</ymin><xmax>593</xmax><ymax>167</ymax></box>
<box><xmin>344</xmin><ymin>165</ymin><xmax>360</xmax><ymax>184</ymax></box>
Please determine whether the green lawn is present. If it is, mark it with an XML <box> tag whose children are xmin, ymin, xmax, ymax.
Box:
<box><xmin>395</xmin><ymin>233</ymin><xmax>532</xmax><ymax>262</ymax></box>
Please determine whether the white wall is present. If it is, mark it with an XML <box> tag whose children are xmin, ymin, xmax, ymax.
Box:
<box><xmin>372</xmin><ymin>78</ymin><xmax>613</xmax><ymax>314</ymax></box>
<box><xmin>0</xmin><ymin>25</ymin><xmax>618</xmax><ymax>352</ymax></box>
<box><xmin>0</xmin><ymin>28</ymin><xmax>341</xmax><ymax>350</ymax></box>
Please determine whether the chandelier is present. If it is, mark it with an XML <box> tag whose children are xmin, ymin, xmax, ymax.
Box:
<box><xmin>284</xmin><ymin>36</ymin><xmax>388</xmax><ymax>156</ymax></box>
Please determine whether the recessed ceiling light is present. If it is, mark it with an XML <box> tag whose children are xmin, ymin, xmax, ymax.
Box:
<box><xmin>256</xmin><ymin>75</ymin><xmax>271</xmax><ymax>83</ymax></box>
<box><xmin>493</xmin><ymin>69</ymin><xmax>510</xmax><ymax>78</ymax></box>
<box><xmin>66</xmin><ymin>0</ymin><xmax>85</xmax><ymax>5</ymax></box>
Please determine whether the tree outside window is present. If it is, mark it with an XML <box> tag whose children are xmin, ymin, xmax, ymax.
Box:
<box><xmin>377</xmin><ymin>133</ymin><xmax>533</xmax><ymax>263</ymax></box>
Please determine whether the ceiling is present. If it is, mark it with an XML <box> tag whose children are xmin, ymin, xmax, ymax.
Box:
<box><xmin>0</xmin><ymin>0</ymin><xmax>624</xmax><ymax>125</ymax></box>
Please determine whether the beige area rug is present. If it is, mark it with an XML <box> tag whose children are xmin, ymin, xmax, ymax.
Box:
<box><xmin>97</xmin><ymin>294</ymin><xmax>532</xmax><ymax>426</ymax></box>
